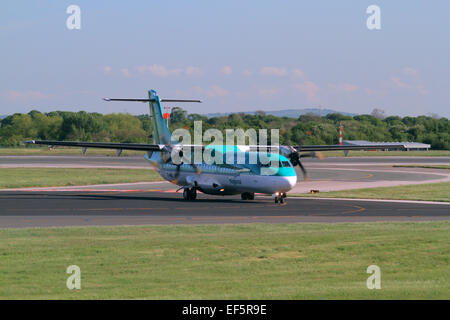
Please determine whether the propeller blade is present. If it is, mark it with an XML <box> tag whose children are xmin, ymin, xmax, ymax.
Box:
<box><xmin>171</xmin><ymin>164</ymin><xmax>181</xmax><ymax>184</ymax></box>
<box><xmin>288</xmin><ymin>150</ymin><xmax>309</xmax><ymax>181</ymax></box>
<box><xmin>289</xmin><ymin>152</ymin><xmax>300</xmax><ymax>166</ymax></box>
<box><xmin>297</xmin><ymin>159</ymin><xmax>309</xmax><ymax>181</ymax></box>
<box><xmin>181</xmin><ymin>155</ymin><xmax>202</xmax><ymax>174</ymax></box>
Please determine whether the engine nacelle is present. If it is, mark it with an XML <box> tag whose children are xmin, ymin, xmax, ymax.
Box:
<box><xmin>186</xmin><ymin>175</ymin><xmax>223</xmax><ymax>195</ymax></box>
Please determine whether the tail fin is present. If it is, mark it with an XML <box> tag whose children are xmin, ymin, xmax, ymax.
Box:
<box><xmin>103</xmin><ymin>90</ymin><xmax>201</xmax><ymax>145</ymax></box>
<box><xmin>148</xmin><ymin>90</ymin><xmax>173</xmax><ymax>145</ymax></box>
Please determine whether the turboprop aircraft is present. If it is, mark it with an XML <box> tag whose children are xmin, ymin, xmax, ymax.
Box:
<box><xmin>26</xmin><ymin>90</ymin><xmax>403</xmax><ymax>203</ymax></box>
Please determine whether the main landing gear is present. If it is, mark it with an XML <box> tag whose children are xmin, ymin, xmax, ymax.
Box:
<box><xmin>274</xmin><ymin>192</ymin><xmax>287</xmax><ymax>204</ymax></box>
<box><xmin>241</xmin><ymin>192</ymin><xmax>255</xmax><ymax>200</ymax></box>
<box><xmin>183</xmin><ymin>187</ymin><xmax>197</xmax><ymax>201</ymax></box>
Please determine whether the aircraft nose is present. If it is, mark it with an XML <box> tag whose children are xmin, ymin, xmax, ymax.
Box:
<box><xmin>280</xmin><ymin>176</ymin><xmax>297</xmax><ymax>191</ymax></box>
<box><xmin>287</xmin><ymin>176</ymin><xmax>297</xmax><ymax>188</ymax></box>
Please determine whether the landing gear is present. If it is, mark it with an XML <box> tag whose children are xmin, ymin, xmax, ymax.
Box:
<box><xmin>274</xmin><ymin>192</ymin><xmax>287</xmax><ymax>204</ymax></box>
<box><xmin>183</xmin><ymin>188</ymin><xmax>197</xmax><ymax>201</ymax></box>
<box><xmin>241</xmin><ymin>192</ymin><xmax>255</xmax><ymax>200</ymax></box>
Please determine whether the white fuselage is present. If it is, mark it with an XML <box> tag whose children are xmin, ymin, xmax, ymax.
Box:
<box><xmin>145</xmin><ymin>154</ymin><xmax>297</xmax><ymax>195</ymax></box>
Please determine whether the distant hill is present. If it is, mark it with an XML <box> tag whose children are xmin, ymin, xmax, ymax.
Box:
<box><xmin>0</xmin><ymin>115</ymin><xmax>7</xmax><ymax>119</ymax></box>
<box><xmin>205</xmin><ymin>108</ymin><xmax>357</xmax><ymax>118</ymax></box>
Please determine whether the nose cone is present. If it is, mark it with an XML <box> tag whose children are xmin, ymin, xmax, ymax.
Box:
<box><xmin>256</xmin><ymin>174</ymin><xmax>298</xmax><ymax>194</ymax></box>
<box><xmin>279</xmin><ymin>175</ymin><xmax>297</xmax><ymax>192</ymax></box>
<box><xmin>287</xmin><ymin>175</ymin><xmax>297</xmax><ymax>188</ymax></box>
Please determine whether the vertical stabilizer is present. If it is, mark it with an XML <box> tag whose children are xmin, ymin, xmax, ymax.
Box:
<box><xmin>148</xmin><ymin>90</ymin><xmax>173</xmax><ymax>145</ymax></box>
<box><xmin>102</xmin><ymin>90</ymin><xmax>201</xmax><ymax>146</ymax></box>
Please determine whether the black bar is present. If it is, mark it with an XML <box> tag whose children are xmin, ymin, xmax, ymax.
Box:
<box><xmin>0</xmin><ymin>300</ymin><xmax>443</xmax><ymax>318</ymax></box>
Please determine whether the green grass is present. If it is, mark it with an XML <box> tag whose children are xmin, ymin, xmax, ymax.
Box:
<box><xmin>0</xmin><ymin>147</ymin><xmax>146</xmax><ymax>156</ymax></box>
<box><xmin>0</xmin><ymin>168</ymin><xmax>163</xmax><ymax>189</ymax></box>
<box><xmin>393</xmin><ymin>165</ymin><xmax>450</xmax><ymax>170</ymax></box>
<box><xmin>0</xmin><ymin>222</ymin><xmax>448</xmax><ymax>299</ymax></box>
<box><xmin>292</xmin><ymin>182</ymin><xmax>450</xmax><ymax>202</ymax></box>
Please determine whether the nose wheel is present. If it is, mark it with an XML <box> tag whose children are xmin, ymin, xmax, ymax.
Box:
<box><xmin>274</xmin><ymin>193</ymin><xmax>287</xmax><ymax>204</ymax></box>
<box><xmin>183</xmin><ymin>188</ymin><xmax>197</xmax><ymax>201</ymax></box>
<box><xmin>241</xmin><ymin>192</ymin><xmax>255</xmax><ymax>200</ymax></box>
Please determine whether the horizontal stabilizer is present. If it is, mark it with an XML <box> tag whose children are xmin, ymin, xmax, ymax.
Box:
<box><xmin>103</xmin><ymin>98</ymin><xmax>201</xmax><ymax>103</ymax></box>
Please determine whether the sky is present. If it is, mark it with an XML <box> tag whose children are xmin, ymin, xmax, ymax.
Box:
<box><xmin>1</xmin><ymin>1</ymin><xmax>449</xmax><ymax>117</ymax></box>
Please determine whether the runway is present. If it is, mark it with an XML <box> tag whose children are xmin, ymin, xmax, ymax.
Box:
<box><xmin>0</xmin><ymin>190</ymin><xmax>449</xmax><ymax>228</ymax></box>
<box><xmin>0</xmin><ymin>155</ymin><xmax>449</xmax><ymax>228</ymax></box>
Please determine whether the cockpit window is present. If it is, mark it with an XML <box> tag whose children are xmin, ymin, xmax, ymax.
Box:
<box><xmin>259</xmin><ymin>160</ymin><xmax>286</xmax><ymax>168</ymax></box>
<box><xmin>270</xmin><ymin>161</ymin><xmax>282</xmax><ymax>168</ymax></box>
<box><xmin>282</xmin><ymin>161</ymin><xmax>291</xmax><ymax>167</ymax></box>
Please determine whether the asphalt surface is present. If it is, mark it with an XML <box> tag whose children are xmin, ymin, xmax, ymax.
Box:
<box><xmin>0</xmin><ymin>190</ymin><xmax>449</xmax><ymax>228</ymax></box>
<box><xmin>0</xmin><ymin>155</ymin><xmax>449</xmax><ymax>228</ymax></box>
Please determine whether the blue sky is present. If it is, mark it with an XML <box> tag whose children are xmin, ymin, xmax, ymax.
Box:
<box><xmin>1</xmin><ymin>1</ymin><xmax>449</xmax><ymax>117</ymax></box>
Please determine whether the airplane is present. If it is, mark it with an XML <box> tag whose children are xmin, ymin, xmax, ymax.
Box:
<box><xmin>26</xmin><ymin>89</ymin><xmax>403</xmax><ymax>204</ymax></box>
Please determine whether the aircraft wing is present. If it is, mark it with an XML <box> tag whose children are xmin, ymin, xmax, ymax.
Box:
<box><xmin>294</xmin><ymin>144</ymin><xmax>405</xmax><ymax>152</ymax></box>
<box><xmin>24</xmin><ymin>140</ymin><xmax>405</xmax><ymax>153</ymax></box>
<box><xmin>25</xmin><ymin>140</ymin><xmax>164</xmax><ymax>152</ymax></box>
<box><xmin>248</xmin><ymin>144</ymin><xmax>405</xmax><ymax>152</ymax></box>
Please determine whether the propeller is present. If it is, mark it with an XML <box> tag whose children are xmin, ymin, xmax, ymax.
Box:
<box><xmin>288</xmin><ymin>151</ymin><xmax>308</xmax><ymax>180</ymax></box>
<box><xmin>171</xmin><ymin>157</ymin><xmax>202</xmax><ymax>184</ymax></box>
<box><xmin>286</xmin><ymin>147</ymin><xmax>323</xmax><ymax>181</ymax></box>
<box><xmin>162</xmin><ymin>147</ymin><xmax>202</xmax><ymax>184</ymax></box>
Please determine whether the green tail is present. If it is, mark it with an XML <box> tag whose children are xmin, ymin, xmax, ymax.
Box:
<box><xmin>103</xmin><ymin>89</ymin><xmax>200</xmax><ymax>145</ymax></box>
<box><xmin>148</xmin><ymin>90</ymin><xmax>173</xmax><ymax>145</ymax></box>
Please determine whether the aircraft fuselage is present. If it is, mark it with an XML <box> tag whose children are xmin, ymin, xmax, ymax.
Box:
<box><xmin>145</xmin><ymin>150</ymin><xmax>297</xmax><ymax>196</ymax></box>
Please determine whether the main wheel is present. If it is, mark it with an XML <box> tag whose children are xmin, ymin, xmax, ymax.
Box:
<box><xmin>241</xmin><ymin>192</ymin><xmax>255</xmax><ymax>200</ymax></box>
<box><xmin>274</xmin><ymin>197</ymin><xmax>279</xmax><ymax>204</ymax></box>
<box><xmin>183</xmin><ymin>189</ymin><xmax>190</xmax><ymax>200</ymax></box>
<box><xmin>189</xmin><ymin>188</ymin><xmax>197</xmax><ymax>200</ymax></box>
<box><xmin>183</xmin><ymin>188</ymin><xmax>197</xmax><ymax>201</ymax></box>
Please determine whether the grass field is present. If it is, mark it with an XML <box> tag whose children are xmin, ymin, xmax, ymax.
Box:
<box><xmin>1</xmin><ymin>147</ymin><xmax>450</xmax><ymax>157</ymax></box>
<box><xmin>0</xmin><ymin>222</ymin><xmax>448</xmax><ymax>299</ymax></box>
<box><xmin>0</xmin><ymin>168</ymin><xmax>163</xmax><ymax>189</ymax></box>
<box><xmin>393</xmin><ymin>165</ymin><xmax>450</xmax><ymax>170</ymax></box>
<box><xmin>292</xmin><ymin>182</ymin><xmax>450</xmax><ymax>202</ymax></box>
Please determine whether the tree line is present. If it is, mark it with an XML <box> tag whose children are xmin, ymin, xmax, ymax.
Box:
<box><xmin>0</xmin><ymin>109</ymin><xmax>448</xmax><ymax>149</ymax></box>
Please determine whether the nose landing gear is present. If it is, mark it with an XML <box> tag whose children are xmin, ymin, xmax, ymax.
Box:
<box><xmin>273</xmin><ymin>192</ymin><xmax>287</xmax><ymax>204</ymax></box>
<box><xmin>183</xmin><ymin>187</ymin><xmax>197</xmax><ymax>201</ymax></box>
<box><xmin>241</xmin><ymin>192</ymin><xmax>255</xmax><ymax>200</ymax></box>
